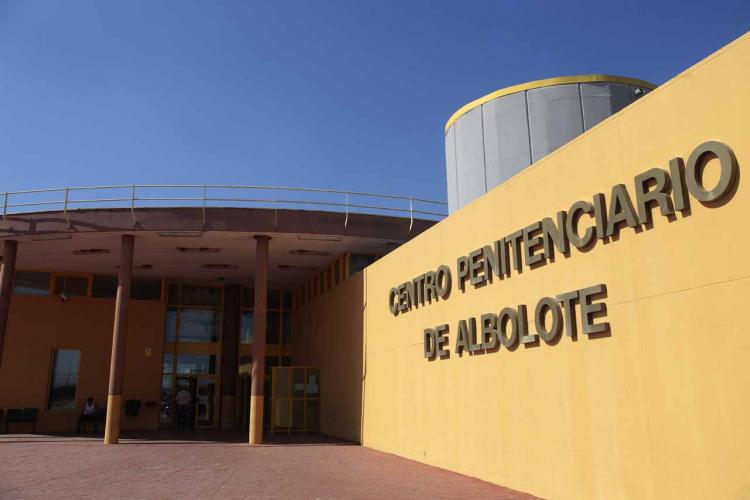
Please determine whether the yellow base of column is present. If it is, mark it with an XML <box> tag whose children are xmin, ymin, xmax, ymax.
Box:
<box><xmin>248</xmin><ymin>395</ymin><xmax>264</xmax><ymax>445</ymax></box>
<box><xmin>103</xmin><ymin>394</ymin><xmax>122</xmax><ymax>445</ymax></box>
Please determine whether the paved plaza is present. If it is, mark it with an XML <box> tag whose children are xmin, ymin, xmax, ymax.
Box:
<box><xmin>0</xmin><ymin>432</ymin><xmax>535</xmax><ymax>499</ymax></box>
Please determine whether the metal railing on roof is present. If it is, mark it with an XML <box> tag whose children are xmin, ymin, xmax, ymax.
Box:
<box><xmin>0</xmin><ymin>184</ymin><xmax>448</xmax><ymax>229</ymax></box>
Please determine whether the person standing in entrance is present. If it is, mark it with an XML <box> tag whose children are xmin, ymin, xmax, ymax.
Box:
<box><xmin>175</xmin><ymin>388</ymin><xmax>191</xmax><ymax>431</ymax></box>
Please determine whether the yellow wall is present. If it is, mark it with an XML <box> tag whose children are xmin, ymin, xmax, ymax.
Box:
<box><xmin>360</xmin><ymin>32</ymin><xmax>750</xmax><ymax>499</ymax></box>
<box><xmin>0</xmin><ymin>296</ymin><xmax>165</xmax><ymax>432</ymax></box>
<box><xmin>292</xmin><ymin>272</ymin><xmax>364</xmax><ymax>443</ymax></box>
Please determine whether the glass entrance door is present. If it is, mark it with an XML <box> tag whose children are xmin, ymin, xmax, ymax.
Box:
<box><xmin>196</xmin><ymin>378</ymin><xmax>216</xmax><ymax>427</ymax></box>
<box><xmin>174</xmin><ymin>375</ymin><xmax>218</xmax><ymax>429</ymax></box>
<box><xmin>175</xmin><ymin>376</ymin><xmax>197</xmax><ymax>430</ymax></box>
<box><xmin>161</xmin><ymin>283</ymin><xmax>224</xmax><ymax>429</ymax></box>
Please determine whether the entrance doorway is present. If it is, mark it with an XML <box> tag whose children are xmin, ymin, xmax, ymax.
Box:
<box><xmin>160</xmin><ymin>283</ymin><xmax>224</xmax><ymax>430</ymax></box>
<box><xmin>174</xmin><ymin>375</ymin><xmax>217</xmax><ymax>429</ymax></box>
<box><xmin>195</xmin><ymin>377</ymin><xmax>217</xmax><ymax>426</ymax></box>
<box><xmin>175</xmin><ymin>376</ymin><xmax>197</xmax><ymax>429</ymax></box>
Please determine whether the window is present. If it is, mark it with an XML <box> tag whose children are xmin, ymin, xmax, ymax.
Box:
<box><xmin>160</xmin><ymin>352</ymin><xmax>175</xmax><ymax>426</ymax></box>
<box><xmin>268</xmin><ymin>290</ymin><xmax>281</xmax><ymax>310</ymax></box>
<box><xmin>14</xmin><ymin>271</ymin><xmax>50</xmax><ymax>296</ymax></box>
<box><xmin>266</xmin><ymin>311</ymin><xmax>280</xmax><ymax>344</ymax></box>
<box><xmin>92</xmin><ymin>275</ymin><xmax>118</xmax><ymax>298</ymax></box>
<box><xmin>180</xmin><ymin>285</ymin><xmax>221</xmax><ymax>306</ymax></box>
<box><xmin>282</xmin><ymin>312</ymin><xmax>292</xmax><ymax>344</ymax></box>
<box><xmin>92</xmin><ymin>276</ymin><xmax>162</xmax><ymax>300</ymax></box>
<box><xmin>160</xmin><ymin>375</ymin><xmax>173</xmax><ymax>425</ymax></box>
<box><xmin>264</xmin><ymin>355</ymin><xmax>279</xmax><ymax>376</ymax></box>
<box><xmin>163</xmin><ymin>353</ymin><xmax>174</xmax><ymax>374</ymax></box>
<box><xmin>242</xmin><ymin>286</ymin><xmax>254</xmax><ymax>308</ymax></box>
<box><xmin>167</xmin><ymin>283</ymin><xmax>179</xmax><ymax>304</ymax></box>
<box><xmin>176</xmin><ymin>354</ymin><xmax>216</xmax><ymax>374</ymax></box>
<box><xmin>178</xmin><ymin>309</ymin><xmax>219</xmax><ymax>343</ymax></box>
<box><xmin>165</xmin><ymin>308</ymin><xmax>177</xmax><ymax>342</ymax></box>
<box><xmin>240</xmin><ymin>311</ymin><xmax>254</xmax><ymax>344</ymax></box>
<box><xmin>48</xmin><ymin>349</ymin><xmax>80</xmax><ymax>411</ymax></box>
<box><xmin>54</xmin><ymin>276</ymin><xmax>88</xmax><ymax>297</ymax></box>
<box><xmin>131</xmin><ymin>278</ymin><xmax>162</xmax><ymax>301</ymax></box>
<box><xmin>239</xmin><ymin>354</ymin><xmax>252</xmax><ymax>374</ymax></box>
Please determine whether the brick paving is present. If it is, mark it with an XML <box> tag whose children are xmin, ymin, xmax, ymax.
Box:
<box><xmin>0</xmin><ymin>432</ymin><xmax>536</xmax><ymax>499</ymax></box>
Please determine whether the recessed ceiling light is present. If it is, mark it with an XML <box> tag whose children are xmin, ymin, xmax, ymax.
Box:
<box><xmin>177</xmin><ymin>247</ymin><xmax>220</xmax><ymax>253</ymax></box>
<box><xmin>290</xmin><ymin>249</ymin><xmax>331</xmax><ymax>257</ymax></box>
<box><xmin>202</xmin><ymin>264</ymin><xmax>238</xmax><ymax>270</ymax></box>
<box><xmin>116</xmin><ymin>264</ymin><xmax>153</xmax><ymax>270</ymax></box>
<box><xmin>159</xmin><ymin>231</ymin><xmax>203</xmax><ymax>238</ymax></box>
<box><xmin>296</xmin><ymin>235</ymin><xmax>341</xmax><ymax>242</ymax></box>
<box><xmin>73</xmin><ymin>248</ymin><xmax>111</xmax><ymax>255</ymax></box>
<box><xmin>278</xmin><ymin>264</ymin><xmax>317</xmax><ymax>271</ymax></box>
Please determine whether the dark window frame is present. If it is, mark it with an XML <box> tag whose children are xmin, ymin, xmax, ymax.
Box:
<box><xmin>47</xmin><ymin>348</ymin><xmax>81</xmax><ymax>412</ymax></box>
<box><xmin>13</xmin><ymin>270</ymin><xmax>52</xmax><ymax>296</ymax></box>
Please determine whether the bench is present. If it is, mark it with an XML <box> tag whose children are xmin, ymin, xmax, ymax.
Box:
<box><xmin>4</xmin><ymin>408</ymin><xmax>39</xmax><ymax>433</ymax></box>
<box><xmin>78</xmin><ymin>408</ymin><xmax>107</xmax><ymax>433</ymax></box>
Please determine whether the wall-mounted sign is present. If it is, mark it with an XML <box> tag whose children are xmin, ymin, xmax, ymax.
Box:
<box><xmin>423</xmin><ymin>284</ymin><xmax>608</xmax><ymax>360</ymax></box>
<box><xmin>386</xmin><ymin>141</ymin><xmax>740</xmax><ymax>360</ymax></box>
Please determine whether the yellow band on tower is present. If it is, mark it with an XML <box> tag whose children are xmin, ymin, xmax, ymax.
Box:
<box><xmin>445</xmin><ymin>74</ymin><xmax>657</xmax><ymax>134</ymax></box>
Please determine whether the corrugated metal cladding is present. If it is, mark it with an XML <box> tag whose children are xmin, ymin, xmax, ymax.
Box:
<box><xmin>445</xmin><ymin>80</ymin><xmax>651</xmax><ymax>213</ymax></box>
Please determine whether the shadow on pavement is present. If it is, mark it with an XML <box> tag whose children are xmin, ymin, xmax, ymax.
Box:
<box><xmin>0</xmin><ymin>430</ymin><xmax>358</xmax><ymax>447</ymax></box>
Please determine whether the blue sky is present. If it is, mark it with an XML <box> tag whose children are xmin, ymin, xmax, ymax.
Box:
<box><xmin>1</xmin><ymin>0</ymin><xmax>748</xmax><ymax>203</ymax></box>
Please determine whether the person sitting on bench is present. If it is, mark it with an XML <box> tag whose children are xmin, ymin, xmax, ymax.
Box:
<box><xmin>75</xmin><ymin>397</ymin><xmax>98</xmax><ymax>434</ymax></box>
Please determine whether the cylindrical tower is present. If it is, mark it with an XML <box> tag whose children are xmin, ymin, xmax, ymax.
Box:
<box><xmin>444</xmin><ymin>74</ymin><xmax>656</xmax><ymax>213</ymax></box>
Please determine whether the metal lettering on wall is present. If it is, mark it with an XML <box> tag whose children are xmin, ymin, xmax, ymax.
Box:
<box><xmin>385</xmin><ymin>141</ymin><xmax>740</xmax><ymax>360</ymax></box>
<box><xmin>424</xmin><ymin>284</ymin><xmax>609</xmax><ymax>360</ymax></box>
